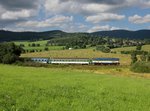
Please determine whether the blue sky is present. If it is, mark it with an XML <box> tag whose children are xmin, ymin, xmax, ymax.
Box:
<box><xmin>0</xmin><ymin>0</ymin><xmax>150</xmax><ymax>32</ymax></box>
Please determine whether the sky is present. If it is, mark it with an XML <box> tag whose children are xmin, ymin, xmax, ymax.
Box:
<box><xmin>0</xmin><ymin>0</ymin><xmax>150</xmax><ymax>32</ymax></box>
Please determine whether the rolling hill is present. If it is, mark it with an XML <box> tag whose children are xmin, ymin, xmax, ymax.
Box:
<box><xmin>91</xmin><ymin>30</ymin><xmax>150</xmax><ymax>39</ymax></box>
<box><xmin>0</xmin><ymin>30</ymin><xmax>66</xmax><ymax>42</ymax></box>
<box><xmin>0</xmin><ymin>29</ymin><xmax>150</xmax><ymax>42</ymax></box>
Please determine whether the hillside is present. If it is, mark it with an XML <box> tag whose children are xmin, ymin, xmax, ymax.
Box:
<box><xmin>0</xmin><ymin>30</ymin><xmax>150</xmax><ymax>42</ymax></box>
<box><xmin>92</xmin><ymin>30</ymin><xmax>150</xmax><ymax>39</ymax></box>
<box><xmin>0</xmin><ymin>30</ymin><xmax>67</xmax><ymax>42</ymax></box>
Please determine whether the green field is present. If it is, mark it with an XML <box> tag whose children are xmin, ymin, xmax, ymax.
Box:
<box><xmin>14</xmin><ymin>40</ymin><xmax>48</xmax><ymax>46</ymax></box>
<box><xmin>14</xmin><ymin>40</ymin><xmax>64</xmax><ymax>51</ymax></box>
<box><xmin>0</xmin><ymin>64</ymin><xmax>150</xmax><ymax>111</ymax></box>
<box><xmin>112</xmin><ymin>45</ymin><xmax>150</xmax><ymax>52</ymax></box>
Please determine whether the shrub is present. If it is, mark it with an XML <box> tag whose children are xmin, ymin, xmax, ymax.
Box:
<box><xmin>2</xmin><ymin>53</ymin><xmax>17</xmax><ymax>64</ymax></box>
<box><xmin>130</xmin><ymin>62</ymin><xmax>150</xmax><ymax>73</ymax></box>
<box><xmin>36</xmin><ymin>44</ymin><xmax>40</xmax><ymax>47</ymax></box>
<box><xmin>140</xmin><ymin>53</ymin><xmax>147</xmax><ymax>61</ymax></box>
<box><xmin>44</xmin><ymin>47</ymin><xmax>49</xmax><ymax>51</ymax></box>
<box><xmin>136</xmin><ymin>45</ymin><xmax>142</xmax><ymax>50</ymax></box>
<box><xmin>131</xmin><ymin>53</ymin><xmax>137</xmax><ymax>64</ymax></box>
<box><xmin>19</xmin><ymin>44</ymin><xmax>25</xmax><ymax>47</ymax></box>
<box><xmin>0</xmin><ymin>42</ymin><xmax>22</xmax><ymax>64</ymax></box>
<box><xmin>31</xmin><ymin>43</ymin><xmax>36</xmax><ymax>47</ymax></box>
<box><xmin>96</xmin><ymin>45</ymin><xmax>110</xmax><ymax>53</ymax></box>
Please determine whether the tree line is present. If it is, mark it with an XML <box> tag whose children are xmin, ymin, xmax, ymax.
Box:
<box><xmin>47</xmin><ymin>36</ymin><xmax>146</xmax><ymax>50</ymax></box>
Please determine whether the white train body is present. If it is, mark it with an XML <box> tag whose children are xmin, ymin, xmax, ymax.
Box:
<box><xmin>31</xmin><ymin>58</ymin><xmax>120</xmax><ymax>65</ymax></box>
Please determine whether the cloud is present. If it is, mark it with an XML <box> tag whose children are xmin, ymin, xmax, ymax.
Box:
<box><xmin>129</xmin><ymin>14</ymin><xmax>150</xmax><ymax>24</ymax></box>
<box><xmin>0</xmin><ymin>0</ymin><xmax>39</xmax><ymax>11</ymax></box>
<box><xmin>1</xmin><ymin>10</ymin><xmax>35</xmax><ymax>20</ymax></box>
<box><xmin>5</xmin><ymin>15</ymin><xmax>88</xmax><ymax>32</ymax></box>
<box><xmin>86</xmin><ymin>13</ymin><xmax>125</xmax><ymax>23</ymax></box>
<box><xmin>88</xmin><ymin>25</ymin><xmax>122</xmax><ymax>32</ymax></box>
<box><xmin>15</xmin><ymin>15</ymin><xmax>89</xmax><ymax>32</ymax></box>
<box><xmin>0</xmin><ymin>0</ymin><xmax>150</xmax><ymax>32</ymax></box>
<box><xmin>17</xmin><ymin>15</ymin><xmax>73</xmax><ymax>28</ymax></box>
<box><xmin>45</xmin><ymin>0</ymin><xmax>150</xmax><ymax>16</ymax></box>
<box><xmin>0</xmin><ymin>0</ymin><xmax>40</xmax><ymax>27</ymax></box>
<box><xmin>60</xmin><ymin>0</ymin><xmax>125</xmax><ymax>5</ymax></box>
<box><xmin>60</xmin><ymin>23</ymin><xmax>88</xmax><ymax>32</ymax></box>
<box><xmin>44</xmin><ymin>0</ymin><xmax>125</xmax><ymax>15</ymax></box>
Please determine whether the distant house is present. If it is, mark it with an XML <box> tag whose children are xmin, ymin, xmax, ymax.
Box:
<box><xmin>69</xmin><ymin>48</ymin><xmax>73</xmax><ymax>50</ymax></box>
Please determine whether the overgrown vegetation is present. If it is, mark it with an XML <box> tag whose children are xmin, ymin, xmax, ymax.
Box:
<box><xmin>130</xmin><ymin>48</ymin><xmax>150</xmax><ymax>73</ymax></box>
<box><xmin>96</xmin><ymin>45</ymin><xmax>110</xmax><ymax>53</ymax></box>
<box><xmin>131</xmin><ymin>62</ymin><xmax>150</xmax><ymax>73</ymax></box>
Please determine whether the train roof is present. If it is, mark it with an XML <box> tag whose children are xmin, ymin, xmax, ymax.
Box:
<box><xmin>30</xmin><ymin>57</ymin><xmax>120</xmax><ymax>61</ymax></box>
<box><xmin>93</xmin><ymin>58</ymin><xmax>119</xmax><ymax>61</ymax></box>
<box><xmin>31</xmin><ymin>58</ymin><xmax>49</xmax><ymax>60</ymax></box>
<box><xmin>50</xmin><ymin>58</ymin><xmax>89</xmax><ymax>60</ymax></box>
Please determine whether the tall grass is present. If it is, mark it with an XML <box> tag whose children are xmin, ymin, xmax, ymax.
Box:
<box><xmin>0</xmin><ymin>64</ymin><xmax>150</xmax><ymax>111</ymax></box>
<box><xmin>131</xmin><ymin>62</ymin><xmax>150</xmax><ymax>73</ymax></box>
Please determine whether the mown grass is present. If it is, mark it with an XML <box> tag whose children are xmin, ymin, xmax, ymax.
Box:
<box><xmin>0</xmin><ymin>64</ymin><xmax>150</xmax><ymax>111</ymax></box>
<box><xmin>22</xmin><ymin>49</ymin><xmax>131</xmax><ymax>65</ymax></box>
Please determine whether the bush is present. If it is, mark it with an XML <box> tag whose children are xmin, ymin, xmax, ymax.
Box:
<box><xmin>2</xmin><ymin>53</ymin><xmax>17</xmax><ymax>64</ymax></box>
<box><xmin>0</xmin><ymin>42</ymin><xmax>22</xmax><ymax>64</ymax></box>
<box><xmin>130</xmin><ymin>62</ymin><xmax>150</xmax><ymax>73</ymax></box>
<box><xmin>131</xmin><ymin>52</ymin><xmax>137</xmax><ymax>64</ymax></box>
<box><xmin>96</xmin><ymin>45</ymin><xmax>110</xmax><ymax>53</ymax></box>
<box><xmin>44</xmin><ymin>47</ymin><xmax>49</xmax><ymax>51</ymax></box>
<box><xmin>136</xmin><ymin>45</ymin><xmax>142</xmax><ymax>50</ymax></box>
<box><xmin>121</xmin><ymin>50</ymin><xmax>148</xmax><ymax>55</ymax></box>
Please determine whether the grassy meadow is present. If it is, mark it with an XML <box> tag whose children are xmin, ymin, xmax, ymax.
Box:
<box><xmin>14</xmin><ymin>40</ymin><xmax>64</xmax><ymax>51</ymax></box>
<box><xmin>112</xmin><ymin>45</ymin><xmax>150</xmax><ymax>52</ymax></box>
<box><xmin>0</xmin><ymin>64</ymin><xmax>150</xmax><ymax>111</ymax></box>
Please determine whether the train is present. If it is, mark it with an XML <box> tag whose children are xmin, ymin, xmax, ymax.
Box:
<box><xmin>31</xmin><ymin>58</ymin><xmax>120</xmax><ymax>65</ymax></box>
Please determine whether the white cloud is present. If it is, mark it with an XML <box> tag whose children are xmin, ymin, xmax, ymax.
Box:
<box><xmin>86</xmin><ymin>13</ymin><xmax>125</xmax><ymax>23</ymax></box>
<box><xmin>1</xmin><ymin>10</ymin><xmax>35</xmax><ymax>20</ymax></box>
<box><xmin>138</xmin><ymin>0</ymin><xmax>150</xmax><ymax>8</ymax></box>
<box><xmin>44</xmin><ymin>0</ymin><xmax>150</xmax><ymax>16</ymax></box>
<box><xmin>8</xmin><ymin>16</ymin><xmax>88</xmax><ymax>32</ymax></box>
<box><xmin>60</xmin><ymin>23</ymin><xmax>88</xmax><ymax>32</ymax></box>
<box><xmin>81</xmin><ymin>4</ymin><xmax>115</xmax><ymax>14</ymax></box>
<box><xmin>129</xmin><ymin>14</ymin><xmax>150</xmax><ymax>24</ymax></box>
<box><xmin>88</xmin><ymin>25</ymin><xmax>122</xmax><ymax>32</ymax></box>
<box><xmin>17</xmin><ymin>15</ymin><xmax>73</xmax><ymax>28</ymax></box>
<box><xmin>0</xmin><ymin>0</ymin><xmax>150</xmax><ymax>31</ymax></box>
<box><xmin>44</xmin><ymin>0</ymin><xmax>123</xmax><ymax>16</ymax></box>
